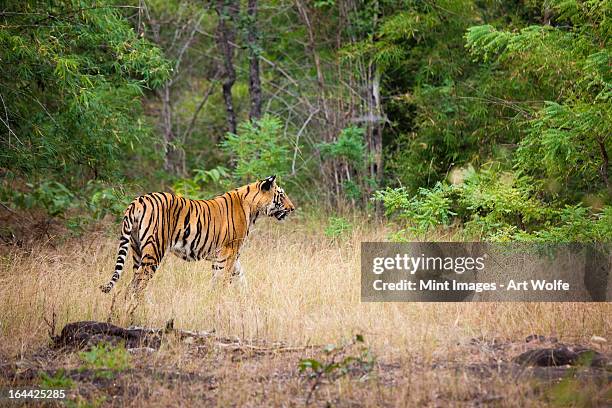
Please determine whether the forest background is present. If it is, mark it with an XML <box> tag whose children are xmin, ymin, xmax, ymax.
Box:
<box><xmin>0</xmin><ymin>0</ymin><xmax>610</xmax><ymax>242</ymax></box>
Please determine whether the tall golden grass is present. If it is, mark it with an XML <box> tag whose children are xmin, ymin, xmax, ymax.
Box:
<box><xmin>0</xmin><ymin>214</ymin><xmax>609</xmax><ymax>358</ymax></box>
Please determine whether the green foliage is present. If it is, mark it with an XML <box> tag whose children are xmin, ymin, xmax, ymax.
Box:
<box><xmin>374</xmin><ymin>183</ymin><xmax>456</xmax><ymax>236</ymax></box>
<box><xmin>318</xmin><ymin>126</ymin><xmax>367</xmax><ymax>167</ymax></box>
<box><xmin>457</xmin><ymin>168</ymin><xmax>550</xmax><ymax>238</ymax></box>
<box><xmin>39</xmin><ymin>369</ymin><xmax>74</xmax><ymax>389</ymax></box>
<box><xmin>513</xmin><ymin>206</ymin><xmax>612</xmax><ymax>243</ymax></box>
<box><xmin>368</xmin><ymin>0</ymin><xmax>611</xmax><ymax>241</ymax></box>
<box><xmin>0</xmin><ymin>0</ymin><xmax>170</xmax><ymax>182</ymax></box>
<box><xmin>1</xmin><ymin>0</ymin><xmax>609</xmax><ymax>244</ymax></box>
<box><xmin>7</xmin><ymin>181</ymin><xmax>76</xmax><ymax>218</ymax></box>
<box><xmin>324</xmin><ymin>216</ymin><xmax>353</xmax><ymax>240</ymax></box>
<box><xmin>221</xmin><ymin>115</ymin><xmax>292</xmax><ymax>182</ymax></box>
<box><xmin>64</xmin><ymin>397</ymin><xmax>107</xmax><ymax>408</ymax></box>
<box><xmin>86</xmin><ymin>181</ymin><xmax>132</xmax><ymax>221</ymax></box>
<box><xmin>172</xmin><ymin>166</ymin><xmax>231</xmax><ymax>199</ymax></box>
<box><xmin>544</xmin><ymin>351</ymin><xmax>608</xmax><ymax>407</ymax></box>
<box><xmin>298</xmin><ymin>335</ymin><xmax>375</xmax><ymax>404</ymax></box>
<box><xmin>313</xmin><ymin>0</ymin><xmax>335</xmax><ymax>9</ymax></box>
<box><xmin>545</xmin><ymin>377</ymin><xmax>599</xmax><ymax>407</ymax></box>
<box><xmin>79</xmin><ymin>343</ymin><xmax>130</xmax><ymax>379</ymax></box>
<box><xmin>298</xmin><ymin>335</ymin><xmax>374</xmax><ymax>379</ymax></box>
<box><xmin>465</xmin><ymin>2</ymin><xmax>612</xmax><ymax>201</ymax></box>
<box><xmin>342</xmin><ymin>180</ymin><xmax>363</xmax><ymax>202</ymax></box>
<box><xmin>318</xmin><ymin>126</ymin><xmax>369</xmax><ymax>203</ymax></box>
<box><xmin>344</xmin><ymin>1</ymin><xmax>534</xmax><ymax>192</ymax></box>
<box><xmin>1</xmin><ymin>176</ymin><xmax>132</xmax><ymax>225</ymax></box>
<box><xmin>376</xmin><ymin>166</ymin><xmax>611</xmax><ymax>242</ymax></box>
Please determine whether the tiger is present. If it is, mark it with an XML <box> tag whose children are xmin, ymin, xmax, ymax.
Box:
<box><xmin>99</xmin><ymin>175</ymin><xmax>294</xmax><ymax>317</ymax></box>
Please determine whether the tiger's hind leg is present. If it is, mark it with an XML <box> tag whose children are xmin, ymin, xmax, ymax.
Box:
<box><xmin>125</xmin><ymin>262</ymin><xmax>158</xmax><ymax>322</ymax></box>
<box><xmin>131</xmin><ymin>240</ymin><xmax>142</xmax><ymax>273</ymax></box>
<box><xmin>125</xmin><ymin>244</ymin><xmax>161</xmax><ymax>322</ymax></box>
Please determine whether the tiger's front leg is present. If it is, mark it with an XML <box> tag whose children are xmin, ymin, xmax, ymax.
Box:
<box><xmin>232</xmin><ymin>258</ymin><xmax>247</xmax><ymax>288</ymax></box>
<box><xmin>210</xmin><ymin>245</ymin><xmax>245</xmax><ymax>287</ymax></box>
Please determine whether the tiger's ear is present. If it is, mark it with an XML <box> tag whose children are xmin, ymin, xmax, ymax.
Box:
<box><xmin>261</xmin><ymin>175</ymin><xmax>276</xmax><ymax>191</ymax></box>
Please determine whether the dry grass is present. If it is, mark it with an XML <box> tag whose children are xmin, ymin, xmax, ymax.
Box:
<box><xmin>0</xmin><ymin>213</ymin><xmax>610</xmax><ymax>406</ymax></box>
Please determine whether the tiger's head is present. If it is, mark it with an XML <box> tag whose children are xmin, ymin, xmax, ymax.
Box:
<box><xmin>256</xmin><ymin>175</ymin><xmax>295</xmax><ymax>221</ymax></box>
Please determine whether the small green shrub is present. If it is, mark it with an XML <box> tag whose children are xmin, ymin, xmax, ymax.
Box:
<box><xmin>39</xmin><ymin>369</ymin><xmax>74</xmax><ymax>389</ymax></box>
<box><xmin>342</xmin><ymin>180</ymin><xmax>363</xmax><ymax>202</ymax></box>
<box><xmin>298</xmin><ymin>335</ymin><xmax>375</xmax><ymax>404</ymax></box>
<box><xmin>318</xmin><ymin>126</ymin><xmax>370</xmax><ymax>203</ymax></box>
<box><xmin>374</xmin><ymin>182</ymin><xmax>456</xmax><ymax>236</ymax></box>
<box><xmin>544</xmin><ymin>353</ymin><xmax>605</xmax><ymax>407</ymax></box>
<box><xmin>318</xmin><ymin>126</ymin><xmax>367</xmax><ymax>168</ymax></box>
<box><xmin>172</xmin><ymin>166</ymin><xmax>231</xmax><ymax>199</ymax></box>
<box><xmin>221</xmin><ymin>115</ymin><xmax>291</xmax><ymax>182</ymax></box>
<box><xmin>79</xmin><ymin>343</ymin><xmax>130</xmax><ymax>379</ymax></box>
<box><xmin>324</xmin><ymin>216</ymin><xmax>353</xmax><ymax>240</ymax></box>
<box><xmin>7</xmin><ymin>181</ymin><xmax>76</xmax><ymax>217</ymax></box>
<box><xmin>85</xmin><ymin>181</ymin><xmax>132</xmax><ymax>221</ymax></box>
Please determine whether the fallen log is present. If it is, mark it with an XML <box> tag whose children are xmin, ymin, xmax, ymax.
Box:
<box><xmin>514</xmin><ymin>347</ymin><xmax>607</xmax><ymax>367</ymax></box>
<box><xmin>51</xmin><ymin>321</ymin><xmax>318</xmax><ymax>354</ymax></box>
<box><xmin>53</xmin><ymin>321</ymin><xmax>164</xmax><ymax>349</ymax></box>
<box><xmin>52</xmin><ymin>320</ymin><xmax>215</xmax><ymax>350</ymax></box>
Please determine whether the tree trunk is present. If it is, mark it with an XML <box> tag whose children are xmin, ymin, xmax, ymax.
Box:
<box><xmin>160</xmin><ymin>85</ymin><xmax>185</xmax><ymax>175</ymax></box>
<box><xmin>296</xmin><ymin>0</ymin><xmax>340</xmax><ymax>206</ymax></box>
<box><xmin>366</xmin><ymin>1</ymin><xmax>383</xmax><ymax>215</ymax></box>
<box><xmin>247</xmin><ymin>0</ymin><xmax>262</xmax><ymax>121</ymax></box>
<box><xmin>216</xmin><ymin>0</ymin><xmax>239</xmax><ymax>134</ymax></box>
<box><xmin>370</xmin><ymin>64</ymin><xmax>383</xmax><ymax>214</ymax></box>
<box><xmin>597</xmin><ymin>136</ymin><xmax>610</xmax><ymax>190</ymax></box>
<box><xmin>296</xmin><ymin>0</ymin><xmax>330</xmax><ymax>128</ymax></box>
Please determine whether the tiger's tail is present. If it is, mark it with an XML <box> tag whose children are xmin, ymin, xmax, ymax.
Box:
<box><xmin>100</xmin><ymin>202</ymin><xmax>137</xmax><ymax>293</ymax></box>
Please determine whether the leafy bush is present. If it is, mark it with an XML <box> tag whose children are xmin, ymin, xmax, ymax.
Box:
<box><xmin>7</xmin><ymin>181</ymin><xmax>76</xmax><ymax>218</ymax></box>
<box><xmin>85</xmin><ymin>181</ymin><xmax>132</xmax><ymax>221</ymax></box>
<box><xmin>342</xmin><ymin>179</ymin><xmax>363</xmax><ymax>202</ymax></box>
<box><xmin>298</xmin><ymin>335</ymin><xmax>375</xmax><ymax>404</ymax></box>
<box><xmin>465</xmin><ymin>4</ymin><xmax>612</xmax><ymax>203</ymax></box>
<box><xmin>172</xmin><ymin>166</ymin><xmax>231</xmax><ymax>199</ymax></box>
<box><xmin>375</xmin><ymin>166</ymin><xmax>611</xmax><ymax>242</ymax></box>
<box><xmin>221</xmin><ymin>115</ymin><xmax>291</xmax><ymax>182</ymax></box>
<box><xmin>374</xmin><ymin>182</ymin><xmax>456</xmax><ymax>236</ymax></box>
<box><xmin>39</xmin><ymin>369</ymin><xmax>74</xmax><ymax>389</ymax></box>
<box><xmin>1</xmin><ymin>177</ymin><xmax>133</xmax><ymax>225</ymax></box>
<box><xmin>0</xmin><ymin>0</ymin><xmax>170</xmax><ymax>181</ymax></box>
<box><xmin>324</xmin><ymin>217</ymin><xmax>353</xmax><ymax>241</ymax></box>
<box><xmin>318</xmin><ymin>126</ymin><xmax>367</xmax><ymax>168</ymax></box>
<box><xmin>79</xmin><ymin>343</ymin><xmax>130</xmax><ymax>379</ymax></box>
<box><xmin>318</xmin><ymin>126</ymin><xmax>369</xmax><ymax>203</ymax></box>
<box><xmin>513</xmin><ymin>206</ymin><xmax>612</xmax><ymax>243</ymax></box>
<box><xmin>374</xmin><ymin>3</ymin><xmax>612</xmax><ymax>242</ymax></box>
